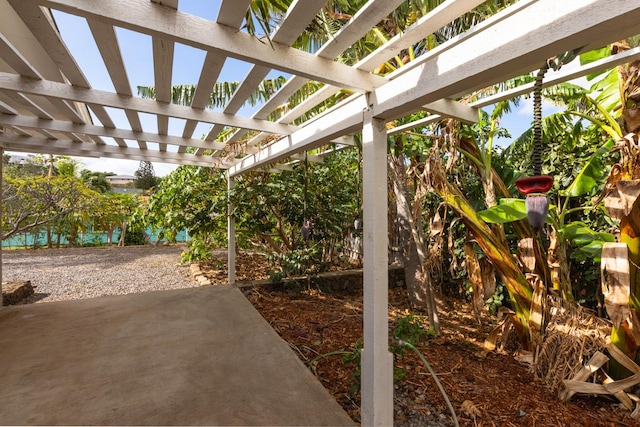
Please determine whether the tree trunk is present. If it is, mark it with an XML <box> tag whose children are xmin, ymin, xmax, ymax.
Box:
<box><xmin>68</xmin><ymin>223</ymin><xmax>78</xmax><ymax>247</ymax></box>
<box><xmin>620</xmin><ymin>195</ymin><xmax>640</xmax><ymax>372</ymax></box>
<box><xmin>547</xmin><ymin>226</ymin><xmax>573</xmax><ymax>300</ymax></box>
<box><xmin>390</xmin><ymin>153</ymin><xmax>439</xmax><ymax>332</ymax></box>
<box><xmin>142</xmin><ymin>228</ymin><xmax>158</xmax><ymax>246</ymax></box>
<box><xmin>617</xmin><ymin>50</ymin><xmax>640</xmax><ymax>295</ymax></box>
<box><xmin>118</xmin><ymin>222</ymin><xmax>127</xmax><ymax>247</ymax></box>
<box><xmin>622</xmin><ymin>201</ymin><xmax>640</xmax><ymax>295</ymax></box>
<box><xmin>46</xmin><ymin>224</ymin><xmax>52</xmax><ymax>249</ymax></box>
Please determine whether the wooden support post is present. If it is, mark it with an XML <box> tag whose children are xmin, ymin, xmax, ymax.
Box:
<box><xmin>361</xmin><ymin>107</ymin><xmax>393</xmax><ymax>426</ymax></box>
<box><xmin>227</xmin><ymin>172</ymin><xmax>236</xmax><ymax>286</ymax></box>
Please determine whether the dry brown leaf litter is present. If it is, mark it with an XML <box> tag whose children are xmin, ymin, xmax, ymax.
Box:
<box><xmin>203</xmin><ymin>254</ymin><xmax>639</xmax><ymax>426</ymax></box>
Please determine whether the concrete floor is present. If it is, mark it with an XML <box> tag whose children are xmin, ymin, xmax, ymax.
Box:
<box><xmin>0</xmin><ymin>286</ymin><xmax>355</xmax><ymax>426</ymax></box>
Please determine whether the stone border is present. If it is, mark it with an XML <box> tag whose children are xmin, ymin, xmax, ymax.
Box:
<box><xmin>189</xmin><ymin>263</ymin><xmax>212</xmax><ymax>286</ymax></box>
<box><xmin>189</xmin><ymin>260</ymin><xmax>406</xmax><ymax>293</ymax></box>
<box><xmin>234</xmin><ymin>264</ymin><xmax>405</xmax><ymax>294</ymax></box>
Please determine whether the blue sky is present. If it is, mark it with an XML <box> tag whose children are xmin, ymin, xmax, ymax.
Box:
<box><xmin>11</xmin><ymin>1</ymin><xmax>568</xmax><ymax>177</ymax></box>
<box><xmin>44</xmin><ymin>0</ymin><xmax>234</xmax><ymax>176</ymax></box>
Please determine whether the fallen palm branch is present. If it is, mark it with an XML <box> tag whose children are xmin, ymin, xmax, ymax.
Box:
<box><xmin>559</xmin><ymin>342</ymin><xmax>640</xmax><ymax>419</ymax></box>
<box><xmin>534</xmin><ymin>295</ymin><xmax>611</xmax><ymax>394</ymax></box>
<box><xmin>529</xmin><ymin>295</ymin><xmax>640</xmax><ymax>419</ymax></box>
<box><xmin>483</xmin><ymin>292</ymin><xmax>640</xmax><ymax>419</ymax></box>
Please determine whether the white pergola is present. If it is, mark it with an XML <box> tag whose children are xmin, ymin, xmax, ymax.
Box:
<box><xmin>2</xmin><ymin>0</ymin><xmax>640</xmax><ymax>424</ymax></box>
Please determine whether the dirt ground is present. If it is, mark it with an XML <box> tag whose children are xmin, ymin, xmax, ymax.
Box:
<box><xmin>201</xmin><ymin>254</ymin><xmax>640</xmax><ymax>427</ymax></box>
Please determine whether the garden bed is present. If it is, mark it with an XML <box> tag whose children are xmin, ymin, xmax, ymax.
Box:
<box><xmin>244</xmin><ymin>287</ymin><xmax>636</xmax><ymax>426</ymax></box>
<box><xmin>201</xmin><ymin>253</ymin><xmax>638</xmax><ymax>426</ymax></box>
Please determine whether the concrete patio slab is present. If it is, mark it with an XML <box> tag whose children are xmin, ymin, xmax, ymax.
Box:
<box><xmin>0</xmin><ymin>286</ymin><xmax>355</xmax><ymax>426</ymax></box>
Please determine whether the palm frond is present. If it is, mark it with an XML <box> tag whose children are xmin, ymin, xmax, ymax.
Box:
<box><xmin>139</xmin><ymin>77</ymin><xmax>287</xmax><ymax>110</ymax></box>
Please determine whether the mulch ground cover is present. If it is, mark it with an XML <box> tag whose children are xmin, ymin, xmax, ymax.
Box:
<box><xmin>202</xmin><ymin>253</ymin><xmax>639</xmax><ymax>426</ymax></box>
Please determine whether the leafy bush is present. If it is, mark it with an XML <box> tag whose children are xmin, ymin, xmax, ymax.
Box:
<box><xmin>392</xmin><ymin>314</ymin><xmax>435</xmax><ymax>349</ymax></box>
<box><xmin>267</xmin><ymin>245</ymin><xmax>327</xmax><ymax>282</ymax></box>
<box><xmin>342</xmin><ymin>339</ymin><xmax>363</xmax><ymax>397</ymax></box>
<box><xmin>342</xmin><ymin>316</ymin><xmax>437</xmax><ymax>398</ymax></box>
<box><xmin>81</xmin><ymin>236</ymin><xmax>105</xmax><ymax>247</ymax></box>
<box><xmin>122</xmin><ymin>226</ymin><xmax>147</xmax><ymax>246</ymax></box>
<box><xmin>180</xmin><ymin>238</ymin><xmax>212</xmax><ymax>264</ymax></box>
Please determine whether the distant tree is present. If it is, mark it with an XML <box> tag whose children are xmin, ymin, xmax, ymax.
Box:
<box><xmin>93</xmin><ymin>192</ymin><xmax>138</xmax><ymax>246</ymax></box>
<box><xmin>80</xmin><ymin>169</ymin><xmax>113</xmax><ymax>193</ymax></box>
<box><xmin>1</xmin><ymin>174</ymin><xmax>98</xmax><ymax>241</ymax></box>
<box><xmin>134</xmin><ymin>161</ymin><xmax>158</xmax><ymax>190</ymax></box>
<box><xmin>137</xmin><ymin>165</ymin><xmax>228</xmax><ymax>260</ymax></box>
<box><xmin>3</xmin><ymin>161</ymin><xmax>43</xmax><ymax>177</ymax></box>
<box><xmin>56</xmin><ymin>157</ymin><xmax>81</xmax><ymax>177</ymax></box>
<box><xmin>30</xmin><ymin>154</ymin><xmax>79</xmax><ymax>177</ymax></box>
<box><xmin>4</xmin><ymin>154</ymin><xmax>48</xmax><ymax>176</ymax></box>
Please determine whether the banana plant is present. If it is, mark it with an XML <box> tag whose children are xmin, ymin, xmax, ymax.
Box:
<box><xmin>479</xmin><ymin>138</ymin><xmax>616</xmax><ymax>299</ymax></box>
<box><xmin>581</xmin><ymin>41</ymin><xmax>640</xmax><ymax>373</ymax></box>
<box><xmin>427</xmin><ymin>150</ymin><xmax>534</xmax><ymax>347</ymax></box>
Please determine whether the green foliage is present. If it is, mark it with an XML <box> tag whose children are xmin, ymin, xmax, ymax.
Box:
<box><xmin>181</xmin><ymin>239</ymin><xmax>212</xmax><ymax>263</ymax></box>
<box><xmin>121</xmin><ymin>225</ymin><xmax>147</xmax><ymax>246</ymax></box>
<box><xmin>138</xmin><ymin>146</ymin><xmax>358</xmax><ymax>267</ymax></box>
<box><xmin>134</xmin><ymin>161</ymin><xmax>159</xmax><ymax>190</ymax></box>
<box><xmin>485</xmin><ymin>282</ymin><xmax>506</xmax><ymax>315</ymax></box>
<box><xmin>3</xmin><ymin>160</ymin><xmax>46</xmax><ymax>177</ymax></box>
<box><xmin>478</xmin><ymin>198</ymin><xmax>527</xmax><ymax>224</ymax></box>
<box><xmin>342</xmin><ymin>338</ymin><xmax>410</xmax><ymax>398</ymax></box>
<box><xmin>80</xmin><ymin>169</ymin><xmax>113</xmax><ymax>193</ymax></box>
<box><xmin>563</xmin><ymin>221</ymin><xmax>615</xmax><ymax>263</ymax></box>
<box><xmin>392</xmin><ymin>314</ymin><xmax>435</xmax><ymax>348</ymax></box>
<box><xmin>232</xmin><ymin>149</ymin><xmax>359</xmax><ymax>269</ymax></box>
<box><xmin>0</xmin><ymin>162</ymin><xmax>136</xmax><ymax>248</ymax></box>
<box><xmin>55</xmin><ymin>157</ymin><xmax>81</xmax><ymax>177</ymax></box>
<box><xmin>491</xmin><ymin>73</ymin><xmax>620</xmax><ymax>307</ymax></box>
<box><xmin>342</xmin><ymin>339</ymin><xmax>364</xmax><ymax>397</ymax></box>
<box><xmin>560</xmin><ymin>140</ymin><xmax>614</xmax><ymax>198</ymax></box>
<box><xmin>342</xmin><ymin>315</ymin><xmax>436</xmax><ymax>398</ymax></box>
<box><xmin>2</xmin><ymin>174</ymin><xmax>99</xmax><ymax>241</ymax></box>
<box><xmin>267</xmin><ymin>245</ymin><xmax>325</xmax><ymax>282</ymax></box>
<box><xmin>138</xmin><ymin>165</ymin><xmax>228</xmax><ymax>261</ymax></box>
<box><xmin>82</xmin><ymin>235</ymin><xmax>105</xmax><ymax>247</ymax></box>
<box><xmin>141</xmin><ymin>77</ymin><xmax>289</xmax><ymax>113</ymax></box>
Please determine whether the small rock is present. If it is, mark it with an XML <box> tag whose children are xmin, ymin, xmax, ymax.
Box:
<box><xmin>196</xmin><ymin>276</ymin><xmax>211</xmax><ymax>286</ymax></box>
<box><xmin>190</xmin><ymin>264</ymin><xmax>202</xmax><ymax>275</ymax></box>
<box><xmin>2</xmin><ymin>280</ymin><xmax>34</xmax><ymax>305</ymax></box>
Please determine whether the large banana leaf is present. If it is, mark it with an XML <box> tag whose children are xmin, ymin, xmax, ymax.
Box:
<box><xmin>563</xmin><ymin>221</ymin><xmax>615</xmax><ymax>244</ymax></box>
<box><xmin>478</xmin><ymin>198</ymin><xmax>527</xmax><ymax>223</ymax></box>
<box><xmin>560</xmin><ymin>139</ymin><xmax>615</xmax><ymax>198</ymax></box>
<box><xmin>563</xmin><ymin>221</ymin><xmax>615</xmax><ymax>262</ymax></box>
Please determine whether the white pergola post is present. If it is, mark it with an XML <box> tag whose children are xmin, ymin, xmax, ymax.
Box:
<box><xmin>361</xmin><ymin>107</ymin><xmax>393</xmax><ymax>426</ymax></box>
<box><xmin>227</xmin><ymin>172</ymin><xmax>236</xmax><ymax>286</ymax></box>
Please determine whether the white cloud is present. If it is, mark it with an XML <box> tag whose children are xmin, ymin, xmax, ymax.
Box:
<box><xmin>79</xmin><ymin>157</ymin><xmax>179</xmax><ymax>177</ymax></box>
<box><xmin>6</xmin><ymin>152</ymin><xmax>178</xmax><ymax>177</ymax></box>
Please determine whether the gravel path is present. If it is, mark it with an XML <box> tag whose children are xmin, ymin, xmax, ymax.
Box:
<box><xmin>2</xmin><ymin>245</ymin><xmax>200</xmax><ymax>303</ymax></box>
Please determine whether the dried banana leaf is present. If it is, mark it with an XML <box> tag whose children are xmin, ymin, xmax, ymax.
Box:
<box><xmin>601</xmin><ymin>242</ymin><xmax>631</xmax><ymax>328</ymax></box>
